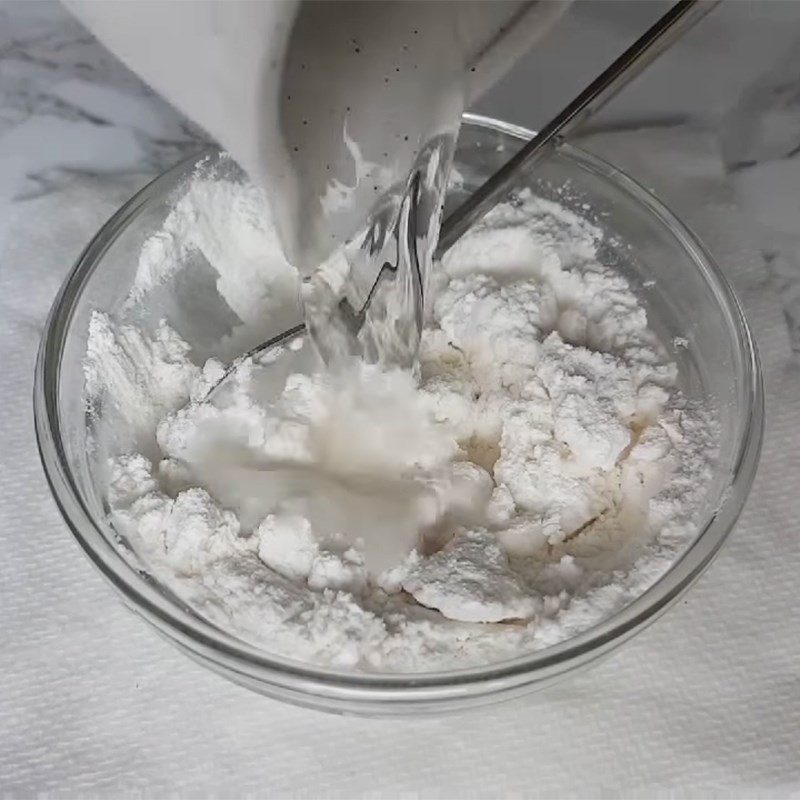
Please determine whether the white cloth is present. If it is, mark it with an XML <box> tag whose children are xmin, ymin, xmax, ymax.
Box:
<box><xmin>1</xmin><ymin>130</ymin><xmax>798</xmax><ymax>799</ymax></box>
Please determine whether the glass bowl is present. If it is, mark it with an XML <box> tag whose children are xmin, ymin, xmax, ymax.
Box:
<box><xmin>34</xmin><ymin>114</ymin><xmax>763</xmax><ymax>715</ymax></box>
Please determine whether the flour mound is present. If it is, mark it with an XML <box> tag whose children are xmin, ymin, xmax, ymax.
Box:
<box><xmin>85</xmin><ymin>181</ymin><xmax>716</xmax><ymax>672</ymax></box>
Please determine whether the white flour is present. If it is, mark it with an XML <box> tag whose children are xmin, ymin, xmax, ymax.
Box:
<box><xmin>84</xmin><ymin>167</ymin><xmax>716</xmax><ymax>671</ymax></box>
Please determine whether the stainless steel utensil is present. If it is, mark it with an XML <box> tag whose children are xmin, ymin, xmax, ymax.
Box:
<box><xmin>206</xmin><ymin>0</ymin><xmax>720</xmax><ymax>398</ymax></box>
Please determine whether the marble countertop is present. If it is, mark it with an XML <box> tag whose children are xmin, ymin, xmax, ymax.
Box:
<box><xmin>0</xmin><ymin>2</ymin><xmax>206</xmax><ymax>203</ymax></box>
<box><xmin>2</xmin><ymin>0</ymin><xmax>799</xmax><ymax>349</ymax></box>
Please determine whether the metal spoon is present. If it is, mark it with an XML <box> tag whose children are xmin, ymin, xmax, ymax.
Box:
<box><xmin>205</xmin><ymin>0</ymin><xmax>720</xmax><ymax>399</ymax></box>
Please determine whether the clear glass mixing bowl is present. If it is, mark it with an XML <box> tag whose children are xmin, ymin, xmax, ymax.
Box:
<box><xmin>34</xmin><ymin>115</ymin><xmax>763</xmax><ymax>715</ymax></box>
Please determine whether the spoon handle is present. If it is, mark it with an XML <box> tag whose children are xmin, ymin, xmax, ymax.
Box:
<box><xmin>437</xmin><ymin>0</ymin><xmax>721</xmax><ymax>256</ymax></box>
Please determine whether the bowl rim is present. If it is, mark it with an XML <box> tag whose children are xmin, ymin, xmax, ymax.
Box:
<box><xmin>34</xmin><ymin>112</ymin><xmax>764</xmax><ymax>702</ymax></box>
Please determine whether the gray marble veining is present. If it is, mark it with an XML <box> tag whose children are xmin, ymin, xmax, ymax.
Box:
<box><xmin>0</xmin><ymin>0</ymin><xmax>207</xmax><ymax>205</ymax></box>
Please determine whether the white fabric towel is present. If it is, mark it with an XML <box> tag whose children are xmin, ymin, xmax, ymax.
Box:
<box><xmin>1</xmin><ymin>129</ymin><xmax>798</xmax><ymax>798</ymax></box>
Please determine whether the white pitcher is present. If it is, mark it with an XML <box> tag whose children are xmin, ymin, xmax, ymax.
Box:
<box><xmin>65</xmin><ymin>1</ymin><xmax>567</xmax><ymax>272</ymax></box>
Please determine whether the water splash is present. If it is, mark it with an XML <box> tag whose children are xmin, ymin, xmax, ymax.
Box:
<box><xmin>301</xmin><ymin>132</ymin><xmax>456</xmax><ymax>370</ymax></box>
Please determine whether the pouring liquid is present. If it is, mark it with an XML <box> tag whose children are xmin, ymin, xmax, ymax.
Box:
<box><xmin>274</xmin><ymin>1</ymin><xmax>466</xmax><ymax>368</ymax></box>
<box><xmin>301</xmin><ymin>131</ymin><xmax>457</xmax><ymax>369</ymax></box>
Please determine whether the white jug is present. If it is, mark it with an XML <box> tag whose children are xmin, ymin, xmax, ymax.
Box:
<box><xmin>65</xmin><ymin>1</ymin><xmax>567</xmax><ymax>272</ymax></box>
